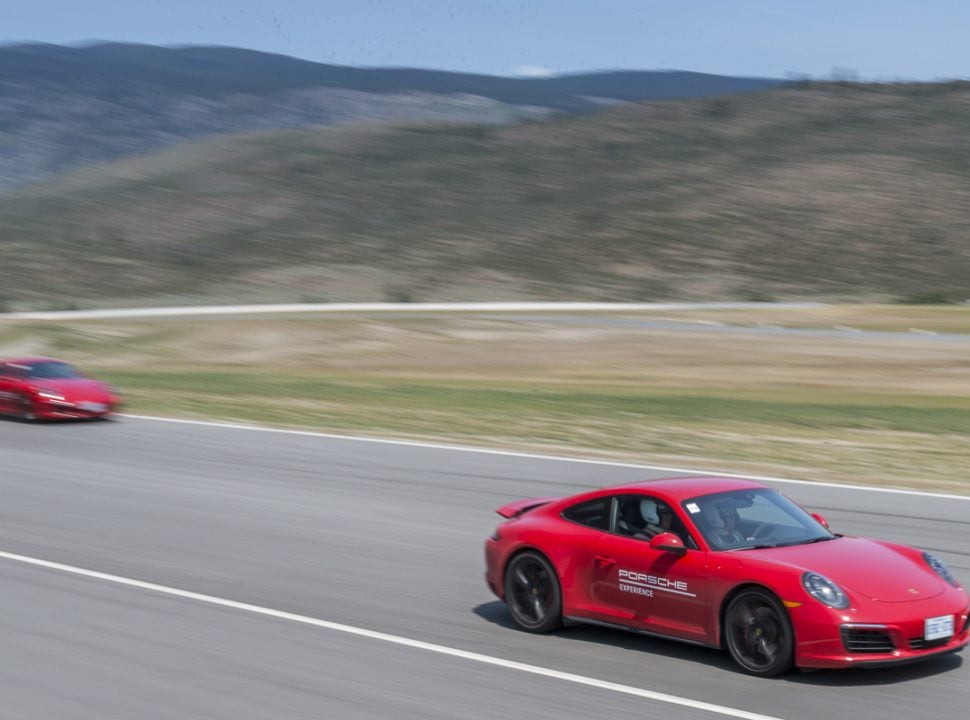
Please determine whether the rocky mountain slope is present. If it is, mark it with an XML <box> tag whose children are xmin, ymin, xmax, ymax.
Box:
<box><xmin>2</xmin><ymin>81</ymin><xmax>969</xmax><ymax>310</ymax></box>
<box><xmin>0</xmin><ymin>42</ymin><xmax>783</xmax><ymax>191</ymax></box>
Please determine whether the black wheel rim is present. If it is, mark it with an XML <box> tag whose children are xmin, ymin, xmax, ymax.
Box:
<box><xmin>508</xmin><ymin>557</ymin><xmax>555</xmax><ymax>627</ymax></box>
<box><xmin>19</xmin><ymin>398</ymin><xmax>35</xmax><ymax>421</ymax></box>
<box><xmin>727</xmin><ymin>596</ymin><xmax>785</xmax><ymax>671</ymax></box>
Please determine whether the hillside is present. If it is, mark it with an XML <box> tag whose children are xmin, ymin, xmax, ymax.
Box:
<box><xmin>2</xmin><ymin>81</ymin><xmax>970</xmax><ymax>309</ymax></box>
<box><xmin>0</xmin><ymin>43</ymin><xmax>783</xmax><ymax>190</ymax></box>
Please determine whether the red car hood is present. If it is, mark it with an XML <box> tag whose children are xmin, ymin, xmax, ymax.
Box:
<box><xmin>751</xmin><ymin>537</ymin><xmax>945</xmax><ymax>602</ymax></box>
<box><xmin>33</xmin><ymin>378</ymin><xmax>112</xmax><ymax>402</ymax></box>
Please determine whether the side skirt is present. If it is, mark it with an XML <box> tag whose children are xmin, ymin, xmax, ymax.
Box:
<box><xmin>563</xmin><ymin>616</ymin><xmax>718</xmax><ymax>648</ymax></box>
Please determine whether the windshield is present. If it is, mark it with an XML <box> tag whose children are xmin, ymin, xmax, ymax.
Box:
<box><xmin>27</xmin><ymin>361</ymin><xmax>84</xmax><ymax>379</ymax></box>
<box><xmin>682</xmin><ymin>488</ymin><xmax>833</xmax><ymax>551</ymax></box>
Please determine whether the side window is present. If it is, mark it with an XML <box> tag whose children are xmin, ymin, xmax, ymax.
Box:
<box><xmin>613</xmin><ymin>495</ymin><xmax>698</xmax><ymax>549</ymax></box>
<box><xmin>561</xmin><ymin>497</ymin><xmax>611</xmax><ymax>530</ymax></box>
<box><xmin>614</xmin><ymin>495</ymin><xmax>671</xmax><ymax>540</ymax></box>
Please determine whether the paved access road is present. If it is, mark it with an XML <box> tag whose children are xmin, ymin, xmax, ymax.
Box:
<box><xmin>1</xmin><ymin>416</ymin><xmax>967</xmax><ymax>719</ymax></box>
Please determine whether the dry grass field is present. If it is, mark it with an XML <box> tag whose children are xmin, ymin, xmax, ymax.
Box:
<box><xmin>3</xmin><ymin>304</ymin><xmax>969</xmax><ymax>493</ymax></box>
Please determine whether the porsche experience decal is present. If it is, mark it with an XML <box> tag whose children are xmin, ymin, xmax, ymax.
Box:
<box><xmin>618</xmin><ymin>569</ymin><xmax>696</xmax><ymax>598</ymax></box>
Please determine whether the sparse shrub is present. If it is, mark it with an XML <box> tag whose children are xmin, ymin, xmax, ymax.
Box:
<box><xmin>739</xmin><ymin>289</ymin><xmax>776</xmax><ymax>302</ymax></box>
<box><xmin>43</xmin><ymin>301</ymin><xmax>82</xmax><ymax>311</ymax></box>
<box><xmin>523</xmin><ymin>191</ymin><xmax>554</xmax><ymax>205</ymax></box>
<box><xmin>705</xmin><ymin>98</ymin><xmax>734</xmax><ymax>119</ymax></box>
<box><xmin>384</xmin><ymin>285</ymin><xmax>415</xmax><ymax>303</ymax></box>
<box><xmin>454</xmin><ymin>125</ymin><xmax>493</xmax><ymax>141</ymax></box>
<box><xmin>895</xmin><ymin>291</ymin><xmax>964</xmax><ymax>305</ymax></box>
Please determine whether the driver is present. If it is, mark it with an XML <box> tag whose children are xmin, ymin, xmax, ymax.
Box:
<box><xmin>705</xmin><ymin>502</ymin><xmax>746</xmax><ymax>548</ymax></box>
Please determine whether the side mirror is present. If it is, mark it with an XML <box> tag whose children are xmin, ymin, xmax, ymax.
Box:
<box><xmin>811</xmin><ymin>512</ymin><xmax>829</xmax><ymax>529</ymax></box>
<box><xmin>649</xmin><ymin>532</ymin><xmax>687</xmax><ymax>555</ymax></box>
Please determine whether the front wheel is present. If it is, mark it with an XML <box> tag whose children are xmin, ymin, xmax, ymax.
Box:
<box><xmin>724</xmin><ymin>588</ymin><xmax>794</xmax><ymax>676</ymax></box>
<box><xmin>504</xmin><ymin>551</ymin><xmax>562</xmax><ymax>633</ymax></box>
<box><xmin>16</xmin><ymin>395</ymin><xmax>37</xmax><ymax>422</ymax></box>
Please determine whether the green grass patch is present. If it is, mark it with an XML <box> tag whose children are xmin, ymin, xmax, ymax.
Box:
<box><xmin>94</xmin><ymin>369</ymin><xmax>970</xmax><ymax>493</ymax></box>
<box><xmin>100</xmin><ymin>369</ymin><xmax>970</xmax><ymax>435</ymax></box>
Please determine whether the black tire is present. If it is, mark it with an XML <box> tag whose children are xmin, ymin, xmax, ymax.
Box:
<box><xmin>504</xmin><ymin>551</ymin><xmax>563</xmax><ymax>633</ymax></box>
<box><xmin>16</xmin><ymin>395</ymin><xmax>37</xmax><ymax>422</ymax></box>
<box><xmin>723</xmin><ymin>588</ymin><xmax>794</xmax><ymax>677</ymax></box>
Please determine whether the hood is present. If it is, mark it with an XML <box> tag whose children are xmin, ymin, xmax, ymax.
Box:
<box><xmin>33</xmin><ymin>377</ymin><xmax>113</xmax><ymax>402</ymax></box>
<box><xmin>751</xmin><ymin>537</ymin><xmax>944</xmax><ymax>603</ymax></box>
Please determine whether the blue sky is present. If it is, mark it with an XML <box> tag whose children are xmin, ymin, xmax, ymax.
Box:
<box><xmin>3</xmin><ymin>0</ymin><xmax>968</xmax><ymax>79</ymax></box>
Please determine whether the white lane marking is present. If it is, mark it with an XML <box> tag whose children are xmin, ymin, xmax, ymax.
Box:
<box><xmin>832</xmin><ymin>325</ymin><xmax>863</xmax><ymax>333</ymax></box>
<box><xmin>909</xmin><ymin>328</ymin><xmax>938</xmax><ymax>336</ymax></box>
<box><xmin>122</xmin><ymin>414</ymin><xmax>970</xmax><ymax>501</ymax></box>
<box><xmin>0</xmin><ymin>549</ymin><xmax>783</xmax><ymax>720</ymax></box>
<box><xmin>0</xmin><ymin>301</ymin><xmax>824</xmax><ymax>321</ymax></box>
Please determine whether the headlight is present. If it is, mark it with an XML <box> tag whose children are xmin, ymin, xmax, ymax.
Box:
<box><xmin>924</xmin><ymin>552</ymin><xmax>960</xmax><ymax>588</ymax></box>
<box><xmin>802</xmin><ymin>571</ymin><xmax>850</xmax><ymax>608</ymax></box>
<box><xmin>37</xmin><ymin>391</ymin><xmax>65</xmax><ymax>401</ymax></box>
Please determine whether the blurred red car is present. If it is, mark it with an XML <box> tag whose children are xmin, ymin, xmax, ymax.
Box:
<box><xmin>0</xmin><ymin>357</ymin><xmax>120</xmax><ymax>421</ymax></box>
<box><xmin>484</xmin><ymin>476</ymin><xmax>969</xmax><ymax>676</ymax></box>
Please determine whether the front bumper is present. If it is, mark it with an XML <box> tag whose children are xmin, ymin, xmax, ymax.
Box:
<box><xmin>793</xmin><ymin>600</ymin><xmax>970</xmax><ymax>669</ymax></box>
<box><xmin>36</xmin><ymin>397</ymin><xmax>117</xmax><ymax>419</ymax></box>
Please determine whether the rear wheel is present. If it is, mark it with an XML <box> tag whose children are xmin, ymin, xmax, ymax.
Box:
<box><xmin>724</xmin><ymin>588</ymin><xmax>794</xmax><ymax>676</ymax></box>
<box><xmin>504</xmin><ymin>551</ymin><xmax>562</xmax><ymax>633</ymax></box>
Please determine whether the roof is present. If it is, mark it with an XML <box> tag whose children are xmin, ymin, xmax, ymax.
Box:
<box><xmin>607</xmin><ymin>475</ymin><xmax>769</xmax><ymax>500</ymax></box>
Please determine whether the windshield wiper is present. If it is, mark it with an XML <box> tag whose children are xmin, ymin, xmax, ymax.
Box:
<box><xmin>730</xmin><ymin>542</ymin><xmax>782</xmax><ymax>551</ymax></box>
<box><xmin>801</xmin><ymin>535</ymin><xmax>838</xmax><ymax>545</ymax></box>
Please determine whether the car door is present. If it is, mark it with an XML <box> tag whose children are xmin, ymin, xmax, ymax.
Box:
<box><xmin>588</xmin><ymin>494</ymin><xmax>711</xmax><ymax>642</ymax></box>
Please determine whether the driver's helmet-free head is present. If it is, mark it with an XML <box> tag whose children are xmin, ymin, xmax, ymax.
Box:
<box><xmin>640</xmin><ymin>499</ymin><xmax>660</xmax><ymax>525</ymax></box>
<box><xmin>704</xmin><ymin>501</ymin><xmax>739</xmax><ymax>530</ymax></box>
<box><xmin>703</xmin><ymin>503</ymin><xmax>725</xmax><ymax>529</ymax></box>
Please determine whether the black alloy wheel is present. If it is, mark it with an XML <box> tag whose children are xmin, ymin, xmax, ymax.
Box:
<box><xmin>504</xmin><ymin>551</ymin><xmax>563</xmax><ymax>633</ymax></box>
<box><xmin>17</xmin><ymin>395</ymin><xmax>37</xmax><ymax>422</ymax></box>
<box><xmin>724</xmin><ymin>588</ymin><xmax>794</xmax><ymax>676</ymax></box>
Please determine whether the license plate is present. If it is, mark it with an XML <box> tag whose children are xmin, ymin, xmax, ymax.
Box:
<box><xmin>924</xmin><ymin>615</ymin><xmax>954</xmax><ymax>641</ymax></box>
<box><xmin>78</xmin><ymin>402</ymin><xmax>107</xmax><ymax>412</ymax></box>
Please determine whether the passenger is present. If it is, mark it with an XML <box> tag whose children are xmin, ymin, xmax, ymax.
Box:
<box><xmin>619</xmin><ymin>498</ymin><xmax>674</xmax><ymax>540</ymax></box>
<box><xmin>640</xmin><ymin>499</ymin><xmax>674</xmax><ymax>537</ymax></box>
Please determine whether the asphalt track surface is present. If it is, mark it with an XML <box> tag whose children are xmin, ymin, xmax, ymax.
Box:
<box><xmin>1</xmin><ymin>416</ymin><xmax>967</xmax><ymax>719</ymax></box>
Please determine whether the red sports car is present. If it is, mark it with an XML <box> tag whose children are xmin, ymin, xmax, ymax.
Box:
<box><xmin>484</xmin><ymin>476</ymin><xmax>969</xmax><ymax>676</ymax></box>
<box><xmin>0</xmin><ymin>357</ymin><xmax>120</xmax><ymax>421</ymax></box>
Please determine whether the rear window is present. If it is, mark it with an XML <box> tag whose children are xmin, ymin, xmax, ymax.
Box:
<box><xmin>562</xmin><ymin>497</ymin><xmax>611</xmax><ymax>530</ymax></box>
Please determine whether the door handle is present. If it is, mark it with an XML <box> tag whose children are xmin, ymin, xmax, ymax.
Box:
<box><xmin>594</xmin><ymin>555</ymin><xmax>616</xmax><ymax>568</ymax></box>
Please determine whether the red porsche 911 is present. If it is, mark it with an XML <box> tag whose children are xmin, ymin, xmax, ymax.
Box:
<box><xmin>0</xmin><ymin>357</ymin><xmax>120</xmax><ymax>421</ymax></box>
<box><xmin>484</xmin><ymin>476</ymin><xmax>969</xmax><ymax>676</ymax></box>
